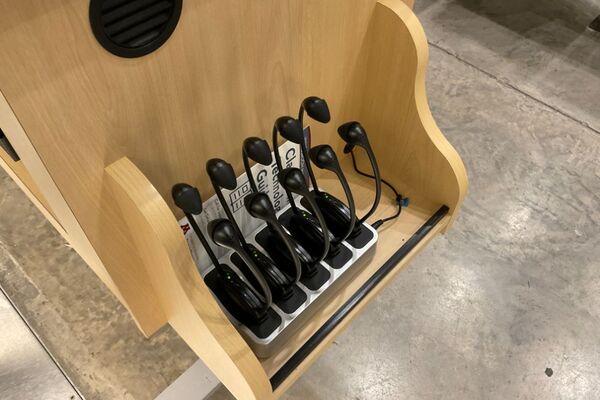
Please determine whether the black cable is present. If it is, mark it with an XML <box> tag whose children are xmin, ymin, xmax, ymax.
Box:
<box><xmin>350</xmin><ymin>150</ymin><xmax>399</xmax><ymax>198</ymax></box>
<box><xmin>350</xmin><ymin>150</ymin><xmax>405</xmax><ymax>229</ymax></box>
<box><xmin>373</xmin><ymin>197</ymin><xmax>403</xmax><ymax>228</ymax></box>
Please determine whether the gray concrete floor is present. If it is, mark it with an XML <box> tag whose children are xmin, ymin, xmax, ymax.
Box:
<box><xmin>1</xmin><ymin>1</ymin><xmax>599</xmax><ymax>399</ymax></box>
<box><xmin>416</xmin><ymin>0</ymin><xmax>600</xmax><ymax>133</ymax></box>
<box><xmin>0</xmin><ymin>289</ymin><xmax>81</xmax><ymax>400</ymax></box>
<box><xmin>0</xmin><ymin>174</ymin><xmax>196</xmax><ymax>397</ymax></box>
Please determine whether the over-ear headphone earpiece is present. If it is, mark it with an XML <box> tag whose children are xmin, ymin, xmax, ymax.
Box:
<box><xmin>276</xmin><ymin>116</ymin><xmax>305</xmax><ymax>144</ymax></box>
<box><xmin>278</xmin><ymin>167</ymin><xmax>311</xmax><ymax>193</ymax></box>
<box><xmin>244</xmin><ymin>137</ymin><xmax>273</xmax><ymax>165</ymax></box>
<box><xmin>172</xmin><ymin>183</ymin><xmax>203</xmax><ymax>216</ymax></box>
<box><xmin>299</xmin><ymin>96</ymin><xmax>331</xmax><ymax>124</ymax></box>
<box><xmin>337</xmin><ymin>121</ymin><xmax>371</xmax><ymax>149</ymax></box>
<box><xmin>206</xmin><ymin>158</ymin><xmax>238</xmax><ymax>190</ymax></box>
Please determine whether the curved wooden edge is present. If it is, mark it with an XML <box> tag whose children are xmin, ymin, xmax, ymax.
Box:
<box><xmin>1</xmin><ymin>88</ymin><xmax>159</xmax><ymax>329</ymax></box>
<box><xmin>1</xmin><ymin>89</ymin><xmax>165</xmax><ymax>337</ymax></box>
<box><xmin>385</xmin><ymin>0</ymin><xmax>469</xmax><ymax>229</ymax></box>
<box><xmin>105</xmin><ymin>157</ymin><xmax>272</xmax><ymax>400</ymax></box>
<box><xmin>347</xmin><ymin>0</ymin><xmax>468</xmax><ymax>231</ymax></box>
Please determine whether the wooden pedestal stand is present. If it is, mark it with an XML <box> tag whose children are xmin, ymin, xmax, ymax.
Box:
<box><xmin>0</xmin><ymin>1</ymin><xmax>467</xmax><ymax>399</ymax></box>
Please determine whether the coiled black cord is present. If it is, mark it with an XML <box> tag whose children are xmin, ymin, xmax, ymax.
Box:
<box><xmin>349</xmin><ymin>150</ymin><xmax>406</xmax><ymax>230</ymax></box>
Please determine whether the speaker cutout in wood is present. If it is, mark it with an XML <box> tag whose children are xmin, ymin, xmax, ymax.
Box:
<box><xmin>89</xmin><ymin>0</ymin><xmax>183</xmax><ymax>58</ymax></box>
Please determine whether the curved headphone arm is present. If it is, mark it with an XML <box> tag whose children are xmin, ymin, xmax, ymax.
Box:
<box><xmin>184</xmin><ymin>212</ymin><xmax>223</xmax><ymax>269</ymax></box>
<box><xmin>358</xmin><ymin>146</ymin><xmax>382</xmax><ymax>224</ymax></box>
<box><xmin>333</xmin><ymin>169</ymin><xmax>358</xmax><ymax>242</ymax></box>
<box><xmin>272</xmin><ymin>125</ymin><xmax>300</xmax><ymax>213</ymax></box>
<box><xmin>210</xmin><ymin>180</ymin><xmax>249</xmax><ymax>247</ymax></box>
<box><xmin>298</xmin><ymin>105</ymin><xmax>323</xmax><ymax>195</ymax></box>
<box><xmin>268</xmin><ymin>218</ymin><xmax>302</xmax><ymax>284</ymax></box>
<box><xmin>242</xmin><ymin>149</ymin><xmax>259</xmax><ymax>193</ymax></box>
<box><xmin>301</xmin><ymin>192</ymin><xmax>331</xmax><ymax>262</ymax></box>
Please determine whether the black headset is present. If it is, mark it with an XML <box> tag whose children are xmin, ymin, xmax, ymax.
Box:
<box><xmin>171</xmin><ymin>184</ymin><xmax>272</xmax><ymax>324</ymax></box>
<box><xmin>338</xmin><ymin>122</ymin><xmax>382</xmax><ymax>235</ymax></box>
<box><xmin>243</xmin><ymin>138</ymin><xmax>317</xmax><ymax>276</ymax></box>
<box><xmin>272</xmin><ymin>117</ymin><xmax>334</xmax><ymax>265</ymax></box>
<box><xmin>297</xmin><ymin>97</ymin><xmax>358</xmax><ymax>243</ymax></box>
<box><xmin>206</xmin><ymin>158</ymin><xmax>298</xmax><ymax>301</ymax></box>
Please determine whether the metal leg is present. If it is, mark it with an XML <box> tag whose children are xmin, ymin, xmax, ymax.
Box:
<box><xmin>155</xmin><ymin>360</ymin><xmax>220</xmax><ymax>400</ymax></box>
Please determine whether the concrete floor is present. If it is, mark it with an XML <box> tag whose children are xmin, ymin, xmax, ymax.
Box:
<box><xmin>0</xmin><ymin>175</ymin><xmax>196</xmax><ymax>397</ymax></box>
<box><xmin>1</xmin><ymin>1</ymin><xmax>599</xmax><ymax>399</ymax></box>
<box><xmin>416</xmin><ymin>0</ymin><xmax>600</xmax><ymax>133</ymax></box>
<box><xmin>0</xmin><ymin>289</ymin><xmax>81</xmax><ymax>400</ymax></box>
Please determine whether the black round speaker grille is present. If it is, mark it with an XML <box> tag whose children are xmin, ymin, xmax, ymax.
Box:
<box><xmin>90</xmin><ymin>0</ymin><xmax>183</xmax><ymax>58</ymax></box>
